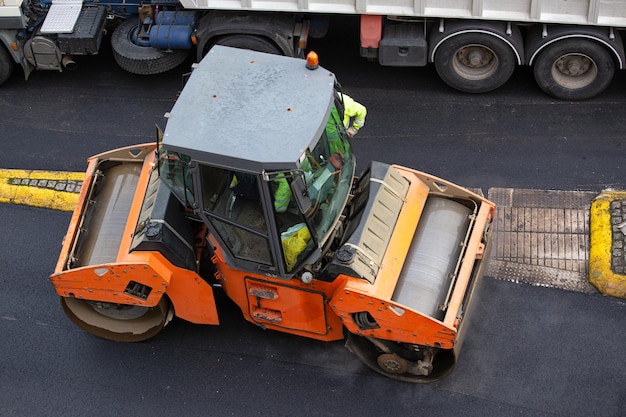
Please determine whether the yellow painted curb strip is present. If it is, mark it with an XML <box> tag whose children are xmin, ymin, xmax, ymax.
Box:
<box><xmin>589</xmin><ymin>191</ymin><xmax>626</xmax><ymax>298</ymax></box>
<box><xmin>0</xmin><ymin>169</ymin><xmax>84</xmax><ymax>211</ymax></box>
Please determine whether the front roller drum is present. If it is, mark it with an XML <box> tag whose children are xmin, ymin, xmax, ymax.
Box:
<box><xmin>346</xmin><ymin>333</ymin><xmax>456</xmax><ymax>383</ymax></box>
<box><xmin>60</xmin><ymin>296</ymin><xmax>172</xmax><ymax>342</ymax></box>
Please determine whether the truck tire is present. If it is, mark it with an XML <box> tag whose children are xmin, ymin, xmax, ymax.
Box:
<box><xmin>209</xmin><ymin>34</ymin><xmax>282</xmax><ymax>56</ymax></box>
<box><xmin>533</xmin><ymin>39</ymin><xmax>614</xmax><ymax>100</ymax></box>
<box><xmin>111</xmin><ymin>18</ymin><xmax>189</xmax><ymax>75</ymax></box>
<box><xmin>0</xmin><ymin>45</ymin><xmax>15</xmax><ymax>86</ymax></box>
<box><xmin>434</xmin><ymin>33</ymin><xmax>516</xmax><ymax>93</ymax></box>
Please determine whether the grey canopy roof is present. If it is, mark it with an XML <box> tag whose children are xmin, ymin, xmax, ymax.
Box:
<box><xmin>163</xmin><ymin>45</ymin><xmax>337</xmax><ymax>173</ymax></box>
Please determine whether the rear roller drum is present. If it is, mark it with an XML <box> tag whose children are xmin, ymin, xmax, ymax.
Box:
<box><xmin>60</xmin><ymin>296</ymin><xmax>172</xmax><ymax>342</ymax></box>
<box><xmin>346</xmin><ymin>333</ymin><xmax>456</xmax><ymax>383</ymax></box>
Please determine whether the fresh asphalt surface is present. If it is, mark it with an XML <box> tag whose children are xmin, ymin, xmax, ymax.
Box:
<box><xmin>1</xmin><ymin>17</ymin><xmax>625</xmax><ymax>416</ymax></box>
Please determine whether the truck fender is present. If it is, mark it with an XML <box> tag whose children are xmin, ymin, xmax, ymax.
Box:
<box><xmin>0</xmin><ymin>31</ymin><xmax>34</xmax><ymax>81</ymax></box>
<box><xmin>525</xmin><ymin>25</ymin><xmax>625</xmax><ymax>68</ymax></box>
<box><xmin>428</xmin><ymin>20</ymin><xmax>523</xmax><ymax>93</ymax></box>
<box><xmin>194</xmin><ymin>11</ymin><xmax>299</xmax><ymax>61</ymax></box>
<box><xmin>429</xmin><ymin>20</ymin><xmax>524</xmax><ymax>64</ymax></box>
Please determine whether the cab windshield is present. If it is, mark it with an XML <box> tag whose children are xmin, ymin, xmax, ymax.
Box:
<box><xmin>300</xmin><ymin>105</ymin><xmax>355</xmax><ymax>244</ymax></box>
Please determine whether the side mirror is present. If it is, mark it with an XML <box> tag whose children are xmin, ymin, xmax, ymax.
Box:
<box><xmin>155</xmin><ymin>124</ymin><xmax>164</xmax><ymax>147</ymax></box>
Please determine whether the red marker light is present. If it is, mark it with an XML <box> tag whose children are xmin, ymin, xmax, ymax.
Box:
<box><xmin>306</xmin><ymin>51</ymin><xmax>319</xmax><ymax>70</ymax></box>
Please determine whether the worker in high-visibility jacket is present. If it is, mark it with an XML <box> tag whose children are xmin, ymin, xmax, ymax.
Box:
<box><xmin>326</xmin><ymin>94</ymin><xmax>367</xmax><ymax>155</ymax></box>
<box><xmin>341</xmin><ymin>94</ymin><xmax>367</xmax><ymax>138</ymax></box>
<box><xmin>275</xmin><ymin>94</ymin><xmax>366</xmax><ymax>212</ymax></box>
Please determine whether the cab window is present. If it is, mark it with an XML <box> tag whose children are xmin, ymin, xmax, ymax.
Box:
<box><xmin>158</xmin><ymin>149</ymin><xmax>195</xmax><ymax>207</ymax></box>
<box><xmin>200</xmin><ymin>165</ymin><xmax>272</xmax><ymax>265</ymax></box>
<box><xmin>269</xmin><ymin>174</ymin><xmax>314</xmax><ymax>272</ymax></box>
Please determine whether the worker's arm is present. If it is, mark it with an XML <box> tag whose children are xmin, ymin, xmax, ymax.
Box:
<box><xmin>342</xmin><ymin>94</ymin><xmax>367</xmax><ymax>137</ymax></box>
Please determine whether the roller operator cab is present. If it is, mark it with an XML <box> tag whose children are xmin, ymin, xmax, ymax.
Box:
<box><xmin>50</xmin><ymin>46</ymin><xmax>496</xmax><ymax>382</ymax></box>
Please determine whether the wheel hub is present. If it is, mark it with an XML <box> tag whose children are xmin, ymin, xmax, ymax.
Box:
<box><xmin>376</xmin><ymin>353</ymin><xmax>409</xmax><ymax>374</ymax></box>
<box><xmin>458</xmin><ymin>45</ymin><xmax>492</xmax><ymax>68</ymax></box>
<box><xmin>453</xmin><ymin>44</ymin><xmax>498</xmax><ymax>80</ymax></box>
<box><xmin>551</xmin><ymin>53</ymin><xmax>597</xmax><ymax>89</ymax></box>
<box><xmin>556</xmin><ymin>54</ymin><xmax>591</xmax><ymax>76</ymax></box>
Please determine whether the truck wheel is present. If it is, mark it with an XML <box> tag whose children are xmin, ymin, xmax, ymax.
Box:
<box><xmin>111</xmin><ymin>18</ymin><xmax>189</xmax><ymax>75</ymax></box>
<box><xmin>434</xmin><ymin>33</ymin><xmax>516</xmax><ymax>93</ymax></box>
<box><xmin>207</xmin><ymin>34</ymin><xmax>282</xmax><ymax>56</ymax></box>
<box><xmin>0</xmin><ymin>45</ymin><xmax>15</xmax><ymax>86</ymax></box>
<box><xmin>533</xmin><ymin>39</ymin><xmax>614</xmax><ymax>100</ymax></box>
<box><xmin>60</xmin><ymin>296</ymin><xmax>172</xmax><ymax>342</ymax></box>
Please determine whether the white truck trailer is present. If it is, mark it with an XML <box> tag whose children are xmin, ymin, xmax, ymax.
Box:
<box><xmin>1</xmin><ymin>0</ymin><xmax>626</xmax><ymax>99</ymax></box>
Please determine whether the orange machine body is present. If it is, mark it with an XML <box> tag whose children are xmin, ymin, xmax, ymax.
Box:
<box><xmin>50</xmin><ymin>47</ymin><xmax>495</xmax><ymax>382</ymax></box>
<box><xmin>50</xmin><ymin>144</ymin><xmax>219</xmax><ymax>326</ymax></box>
<box><xmin>51</xmin><ymin>144</ymin><xmax>493</xmax><ymax>349</ymax></box>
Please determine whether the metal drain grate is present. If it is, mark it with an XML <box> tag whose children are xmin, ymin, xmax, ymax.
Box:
<box><xmin>486</xmin><ymin>188</ymin><xmax>597</xmax><ymax>293</ymax></box>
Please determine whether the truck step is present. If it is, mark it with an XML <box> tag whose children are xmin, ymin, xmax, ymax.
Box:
<box><xmin>41</xmin><ymin>0</ymin><xmax>83</xmax><ymax>34</ymax></box>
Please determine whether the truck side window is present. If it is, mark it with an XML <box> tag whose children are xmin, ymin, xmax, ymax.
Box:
<box><xmin>199</xmin><ymin>165</ymin><xmax>272</xmax><ymax>265</ymax></box>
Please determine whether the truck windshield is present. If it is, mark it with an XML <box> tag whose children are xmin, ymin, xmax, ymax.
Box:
<box><xmin>301</xmin><ymin>106</ymin><xmax>355</xmax><ymax>243</ymax></box>
<box><xmin>157</xmin><ymin>149</ymin><xmax>195</xmax><ymax>207</ymax></box>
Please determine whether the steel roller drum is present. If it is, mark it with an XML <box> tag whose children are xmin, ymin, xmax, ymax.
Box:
<box><xmin>75</xmin><ymin>163</ymin><xmax>141</xmax><ymax>267</ymax></box>
<box><xmin>392</xmin><ymin>196</ymin><xmax>471</xmax><ymax>320</ymax></box>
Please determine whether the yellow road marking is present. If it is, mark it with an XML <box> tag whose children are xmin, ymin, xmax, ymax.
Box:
<box><xmin>0</xmin><ymin>169</ymin><xmax>84</xmax><ymax>211</ymax></box>
<box><xmin>589</xmin><ymin>190</ymin><xmax>626</xmax><ymax>298</ymax></box>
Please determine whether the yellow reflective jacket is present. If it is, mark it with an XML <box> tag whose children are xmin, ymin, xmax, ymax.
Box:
<box><xmin>342</xmin><ymin>94</ymin><xmax>367</xmax><ymax>131</ymax></box>
<box><xmin>273</xmin><ymin>174</ymin><xmax>291</xmax><ymax>213</ymax></box>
